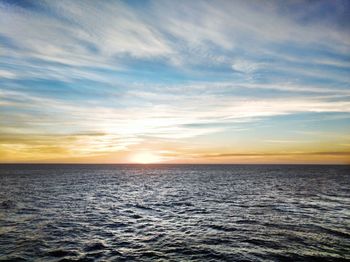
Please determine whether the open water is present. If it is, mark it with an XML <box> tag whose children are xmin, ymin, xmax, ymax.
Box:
<box><xmin>0</xmin><ymin>164</ymin><xmax>349</xmax><ymax>261</ymax></box>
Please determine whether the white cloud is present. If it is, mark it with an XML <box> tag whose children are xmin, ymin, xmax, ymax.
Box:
<box><xmin>0</xmin><ymin>69</ymin><xmax>16</xmax><ymax>79</ymax></box>
<box><xmin>151</xmin><ymin>0</ymin><xmax>349</xmax><ymax>58</ymax></box>
<box><xmin>2</xmin><ymin>88</ymin><xmax>350</xmax><ymax>149</ymax></box>
<box><xmin>1</xmin><ymin>0</ymin><xmax>349</xmax><ymax>160</ymax></box>
<box><xmin>232</xmin><ymin>59</ymin><xmax>260</xmax><ymax>73</ymax></box>
<box><xmin>0</xmin><ymin>0</ymin><xmax>172</xmax><ymax>67</ymax></box>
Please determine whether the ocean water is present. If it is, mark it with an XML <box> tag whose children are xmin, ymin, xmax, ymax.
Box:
<box><xmin>0</xmin><ymin>164</ymin><xmax>349</xmax><ymax>262</ymax></box>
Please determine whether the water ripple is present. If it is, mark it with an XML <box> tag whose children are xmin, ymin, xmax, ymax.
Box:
<box><xmin>0</xmin><ymin>164</ymin><xmax>349</xmax><ymax>261</ymax></box>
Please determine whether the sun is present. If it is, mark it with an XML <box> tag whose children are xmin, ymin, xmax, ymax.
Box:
<box><xmin>130</xmin><ymin>152</ymin><xmax>161</xmax><ymax>164</ymax></box>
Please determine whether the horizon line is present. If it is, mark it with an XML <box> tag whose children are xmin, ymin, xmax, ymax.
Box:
<box><xmin>1</xmin><ymin>163</ymin><xmax>349</xmax><ymax>166</ymax></box>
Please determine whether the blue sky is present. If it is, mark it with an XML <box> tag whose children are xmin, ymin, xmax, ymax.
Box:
<box><xmin>0</xmin><ymin>0</ymin><xmax>350</xmax><ymax>163</ymax></box>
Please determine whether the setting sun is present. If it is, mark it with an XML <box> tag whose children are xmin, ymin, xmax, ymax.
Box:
<box><xmin>130</xmin><ymin>152</ymin><xmax>161</xmax><ymax>164</ymax></box>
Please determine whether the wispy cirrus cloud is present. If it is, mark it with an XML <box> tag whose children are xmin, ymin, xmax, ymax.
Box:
<box><xmin>1</xmin><ymin>0</ymin><xmax>349</xmax><ymax>163</ymax></box>
<box><xmin>0</xmin><ymin>0</ymin><xmax>172</xmax><ymax>64</ymax></box>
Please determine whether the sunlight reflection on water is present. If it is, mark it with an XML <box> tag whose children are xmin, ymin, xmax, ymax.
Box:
<box><xmin>0</xmin><ymin>164</ymin><xmax>349</xmax><ymax>261</ymax></box>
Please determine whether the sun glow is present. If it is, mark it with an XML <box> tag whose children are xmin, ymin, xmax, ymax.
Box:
<box><xmin>130</xmin><ymin>152</ymin><xmax>161</xmax><ymax>164</ymax></box>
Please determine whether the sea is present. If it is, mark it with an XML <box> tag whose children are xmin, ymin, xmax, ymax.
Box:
<box><xmin>0</xmin><ymin>164</ymin><xmax>349</xmax><ymax>261</ymax></box>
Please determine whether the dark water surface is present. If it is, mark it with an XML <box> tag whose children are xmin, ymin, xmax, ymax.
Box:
<box><xmin>0</xmin><ymin>164</ymin><xmax>349</xmax><ymax>261</ymax></box>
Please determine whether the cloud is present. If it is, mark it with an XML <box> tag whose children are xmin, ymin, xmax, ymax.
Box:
<box><xmin>151</xmin><ymin>0</ymin><xmax>349</xmax><ymax>61</ymax></box>
<box><xmin>1</xmin><ymin>0</ymin><xmax>349</xmax><ymax>162</ymax></box>
<box><xmin>0</xmin><ymin>69</ymin><xmax>16</xmax><ymax>79</ymax></box>
<box><xmin>197</xmin><ymin>151</ymin><xmax>350</xmax><ymax>158</ymax></box>
<box><xmin>0</xmin><ymin>0</ymin><xmax>172</xmax><ymax>68</ymax></box>
<box><xmin>231</xmin><ymin>59</ymin><xmax>261</xmax><ymax>74</ymax></box>
<box><xmin>2</xmin><ymin>88</ymin><xmax>349</xmax><ymax>145</ymax></box>
<box><xmin>264</xmin><ymin>139</ymin><xmax>311</xmax><ymax>144</ymax></box>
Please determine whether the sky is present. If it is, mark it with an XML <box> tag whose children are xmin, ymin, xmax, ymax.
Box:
<box><xmin>0</xmin><ymin>0</ymin><xmax>350</xmax><ymax>164</ymax></box>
